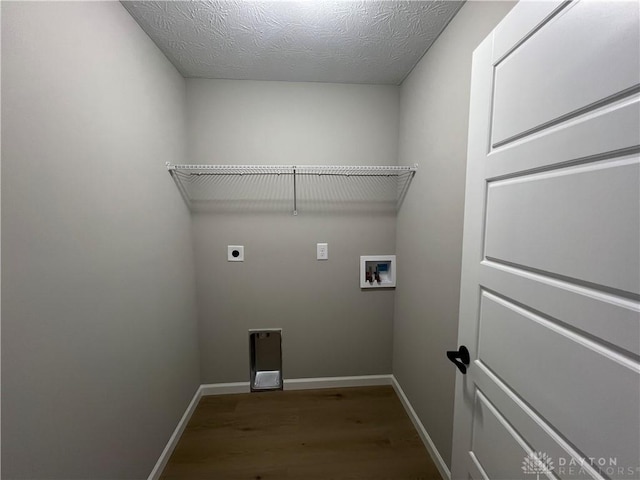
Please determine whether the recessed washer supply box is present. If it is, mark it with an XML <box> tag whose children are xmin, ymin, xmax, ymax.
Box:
<box><xmin>360</xmin><ymin>255</ymin><xmax>396</xmax><ymax>288</ymax></box>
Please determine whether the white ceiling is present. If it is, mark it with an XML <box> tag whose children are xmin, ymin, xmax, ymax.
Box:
<box><xmin>122</xmin><ymin>1</ymin><xmax>464</xmax><ymax>85</ymax></box>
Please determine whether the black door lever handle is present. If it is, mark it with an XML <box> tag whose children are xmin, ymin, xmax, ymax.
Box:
<box><xmin>446</xmin><ymin>346</ymin><xmax>470</xmax><ymax>374</ymax></box>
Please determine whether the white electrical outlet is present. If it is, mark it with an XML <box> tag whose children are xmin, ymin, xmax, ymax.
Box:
<box><xmin>228</xmin><ymin>245</ymin><xmax>244</xmax><ymax>262</ymax></box>
<box><xmin>317</xmin><ymin>243</ymin><xmax>328</xmax><ymax>260</ymax></box>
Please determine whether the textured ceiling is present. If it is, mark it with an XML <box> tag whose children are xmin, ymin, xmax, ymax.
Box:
<box><xmin>122</xmin><ymin>1</ymin><xmax>464</xmax><ymax>85</ymax></box>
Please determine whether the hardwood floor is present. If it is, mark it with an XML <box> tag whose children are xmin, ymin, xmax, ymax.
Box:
<box><xmin>160</xmin><ymin>386</ymin><xmax>442</xmax><ymax>480</ymax></box>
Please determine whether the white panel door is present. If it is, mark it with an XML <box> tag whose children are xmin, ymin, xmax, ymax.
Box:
<box><xmin>451</xmin><ymin>1</ymin><xmax>640</xmax><ymax>480</ymax></box>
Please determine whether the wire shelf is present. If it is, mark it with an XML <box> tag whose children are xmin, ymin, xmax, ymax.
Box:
<box><xmin>167</xmin><ymin>164</ymin><xmax>417</xmax><ymax>214</ymax></box>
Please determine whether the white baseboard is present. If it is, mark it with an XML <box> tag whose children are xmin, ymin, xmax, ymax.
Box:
<box><xmin>200</xmin><ymin>381</ymin><xmax>250</xmax><ymax>396</ymax></box>
<box><xmin>198</xmin><ymin>374</ymin><xmax>393</xmax><ymax>396</ymax></box>
<box><xmin>149</xmin><ymin>374</ymin><xmax>447</xmax><ymax>480</ymax></box>
<box><xmin>391</xmin><ymin>376</ymin><xmax>451</xmax><ymax>480</ymax></box>
<box><xmin>284</xmin><ymin>374</ymin><xmax>392</xmax><ymax>390</ymax></box>
<box><xmin>147</xmin><ymin>385</ymin><xmax>202</xmax><ymax>480</ymax></box>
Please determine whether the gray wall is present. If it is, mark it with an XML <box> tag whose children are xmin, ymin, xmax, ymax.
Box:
<box><xmin>1</xmin><ymin>2</ymin><xmax>200</xmax><ymax>478</ymax></box>
<box><xmin>392</xmin><ymin>0</ymin><xmax>516</xmax><ymax>469</ymax></box>
<box><xmin>186</xmin><ymin>79</ymin><xmax>399</xmax><ymax>383</ymax></box>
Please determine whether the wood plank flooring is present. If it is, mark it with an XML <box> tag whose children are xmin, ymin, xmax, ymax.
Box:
<box><xmin>160</xmin><ymin>385</ymin><xmax>442</xmax><ymax>480</ymax></box>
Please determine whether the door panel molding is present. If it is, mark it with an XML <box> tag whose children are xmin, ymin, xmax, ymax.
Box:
<box><xmin>487</xmin><ymin>95</ymin><xmax>640</xmax><ymax>179</ymax></box>
<box><xmin>491</xmin><ymin>0</ymin><xmax>640</xmax><ymax>145</ymax></box>
<box><xmin>480</xmin><ymin>261</ymin><xmax>640</xmax><ymax>356</ymax></box>
<box><xmin>474</xmin><ymin>362</ymin><xmax>603</xmax><ymax>480</ymax></box>
<box><xmin>492</xmin><ymin>0</ymin><xmax>568</xmax><ymax>64</ymax></box>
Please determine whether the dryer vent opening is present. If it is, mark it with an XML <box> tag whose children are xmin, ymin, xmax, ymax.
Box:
<box><xmin>249</xmin><ymin>329</ymin><xmax>283</xmax><ymax>392</ymax></box>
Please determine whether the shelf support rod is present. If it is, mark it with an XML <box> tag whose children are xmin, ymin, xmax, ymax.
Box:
<box><xmin>397</xmin><ymin>163</ymin><xmax>418</xmax><ymax>209</ymax></box>
<box><xmin>293</xmin><ymin>166</ymin><xmax>298</xmax><ymax>216</ymax></box>
<box><xmin>166</xmin><ymin>163</ymin><xmax>192</xmax><ymax>209</ymax></box>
